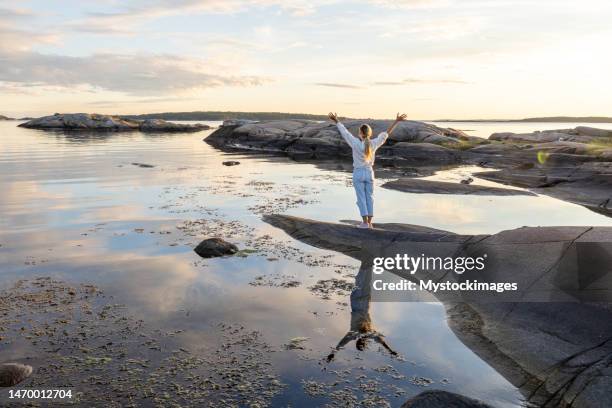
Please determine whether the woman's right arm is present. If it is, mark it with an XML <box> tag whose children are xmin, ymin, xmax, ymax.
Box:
<box><xmin>329</xmin><ymin>112</ymin><xmax>358</xmax><ymax>147</ymax></box>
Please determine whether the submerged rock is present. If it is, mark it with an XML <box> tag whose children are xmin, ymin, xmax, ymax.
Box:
<box><xmin>19</xmin><ymin>113</ymin><xmax>210</xmax><ymax>132</ymax></box>
<box><xmin>194</xmin><ymin>238</ymin><xmax>239</xmax><ymax>258</ymax></box>
<box><xmin>382</xmin><ymin>178</ymin><xmax>535</xmax><ymax>196</ymax></box>
<box><xmin>401</xmin><ymin>390</ymin><xmax>492</xmax><ymax>408</ymax></box>
<box><xmin>0</xmin><ymin>363</ymin><xmax>33</xmax><ymax>387</ymax></box>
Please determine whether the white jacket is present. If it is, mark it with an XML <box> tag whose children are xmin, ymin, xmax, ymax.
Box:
<box><xmin>336</xmin><ymin>122</ymin><xmax>388</xmax><ymax>168</ymax></box>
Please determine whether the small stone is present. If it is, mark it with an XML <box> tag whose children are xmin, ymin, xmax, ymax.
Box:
<box><xmin>194</xmin><ymin>238</ymin><xmax>239</xmax><ymax>258</ymax></box>
<box><xmin>0</xmin><ymin>363</ymin><xmax>33</xmax><ymax>387</ymax></box>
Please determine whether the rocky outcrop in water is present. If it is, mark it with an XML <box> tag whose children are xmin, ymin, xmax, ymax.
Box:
<box><xmin>206</xmin><ymin>119</ymin><xmax>482</xmax><ymax>163</ymax></box>
<box><xmin>0</xmin><ymin>115</ymin><xmax>15</xmax><ymax>121</ymax></box>
<box><xmin>19</xmin><ymin>113</ymin><xmax>211</xmax><ymax>132</ymax></box>
<box><xmin>263</xmin><ymin>214</ymin><xmax>612</xmax><ymax>408</ymax></box>
<box><xmin>207</xmin><ymin>121</ymin><xmax>612</xmax><ymax>216</ymax></box>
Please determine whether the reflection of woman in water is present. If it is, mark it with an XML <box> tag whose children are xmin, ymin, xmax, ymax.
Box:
<box><xmin>327</xmin><ymin>263</ymin><xmax>398</xmax><ymax>362</ymax></box>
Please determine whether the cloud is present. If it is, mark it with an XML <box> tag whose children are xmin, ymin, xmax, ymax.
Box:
<box><xmin>68</xmin><ymin>0</ymin><xmax>323</xmax><ymax>34</ymax></box>
<box><xmin>0</xmin><ymin>51</ymin><xmax>269</xmax><ymax>96</ymax></box>
<box><xmin>87</xmin><ymin>96</ymin><xmax>200</xmax><ymax>107</ymax></box>
<box><xmin>372</xmin><ymin>78</ymin><xmax>469</xmax><ymax>85</ymax></box>
<box><xmin>0</xmin><ymin>7</ymin><xmax>60</xmax><ymax>53</ymax></box>
<box><xmin>368</xmin><ymin>0</ymin><xmax>453</xmax><ymax>9</ymax></box>
<box><xmin>314</xmin><ymin>82</ymin><xmax>363</xmax><ymax>89</ymax></box>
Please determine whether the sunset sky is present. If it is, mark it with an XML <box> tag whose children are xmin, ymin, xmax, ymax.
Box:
<box><xmin>1</xmin><ymin>0</ymin><xmax>611</xmax><ymax>119</ymax></box>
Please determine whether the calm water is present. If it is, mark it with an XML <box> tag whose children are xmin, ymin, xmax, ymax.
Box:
<box><xmin>1</xmin><ymin>121</ymin><xmax>611</xmax><ymax>407</ymax></box>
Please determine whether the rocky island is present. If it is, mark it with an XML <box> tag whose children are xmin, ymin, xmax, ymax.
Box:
<box><xmin>206</xmin><ymin>120</ymin><xmax>612</xmax><ymax>216</ymax></box>
<box><xmin>18</xmin><ymin>113</ymin><xmax>211</xmax><ymax>132</ymax></box>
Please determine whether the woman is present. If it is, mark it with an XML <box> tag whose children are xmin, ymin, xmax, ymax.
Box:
<box><xmin>328</xmin><ymin>112</ymin><xmax>407</xmax><ymax>228</ymax></box>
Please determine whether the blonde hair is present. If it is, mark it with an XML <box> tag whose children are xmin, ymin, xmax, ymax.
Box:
<box><xmin>360</xmin><ymin>124</ymin><xmax>373</xmax><ymax>161</ymax></box>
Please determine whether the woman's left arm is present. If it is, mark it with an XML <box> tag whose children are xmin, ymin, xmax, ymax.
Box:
<box><xmin>372</xmin><ymin>113</ymin><xmax>408</xmax><ymax>149</ymax></box>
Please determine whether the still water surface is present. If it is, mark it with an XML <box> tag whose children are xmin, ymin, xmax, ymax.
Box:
<box><xmin>1</xmin><ymin>121</ymin><xmax>611</xmax><ymax>406</ymax></box>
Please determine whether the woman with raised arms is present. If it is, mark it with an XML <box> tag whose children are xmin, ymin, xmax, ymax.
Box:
<box><xmin>328</xmin><ymin>112</ymin><xmax>407</xmax><ymax>228</ymax></box>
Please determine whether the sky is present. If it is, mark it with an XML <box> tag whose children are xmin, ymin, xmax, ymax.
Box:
<box><xmin>1</xmin><ymin>0</ymin><xmax>611</xmax><ymax>119</ymax></box>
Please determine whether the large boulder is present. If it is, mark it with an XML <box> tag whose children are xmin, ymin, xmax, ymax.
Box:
<box><xmin>18</xmin><ymin>113</ymin><xmax>210</xmax><ymax>132</ymax></box>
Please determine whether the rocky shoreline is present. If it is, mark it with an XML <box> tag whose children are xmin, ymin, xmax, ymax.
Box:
<box><xmin>206</xmin><ymin>120</ymin><xmax>612</xmax><ymax>216</ymax></box>
<box><xmin>18</xmin><ymin>113</ymin><xmax>211</xmax><ymax>132</ymax></box>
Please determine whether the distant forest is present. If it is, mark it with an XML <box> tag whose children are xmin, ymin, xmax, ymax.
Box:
<box><xmin>121</xmin><ymin>111</ymin><xmax>329</xmax><ymax>121</ymax></box>
<box><xmin>120</xmin><ymin>111</ymin><xmax>612</xmax><ymax>123</ymax></box>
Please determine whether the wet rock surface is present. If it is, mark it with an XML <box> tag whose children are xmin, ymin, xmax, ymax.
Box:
<box><xmin>19</xmin><ymin>113</ymin><xmax>210</xmax><ymax>132</ymax></box>
<box><xmin>401</xmin><ymin>390</ymin><xmax>492</xmax><ymax>408</ymax></box>
<box><xmin>382</xmin><ymin>178</ymin><xmax>535</xmax><ymax>196</ymax></box>
<box><xmin>264</xmin><ymin>214</ymin><xmax>612</xmax><ymax>408</ymax></box>
<box><xmin>193</xmin><ymin>237</ymin><xmax>239</xmax><ymax>258</ymax></box>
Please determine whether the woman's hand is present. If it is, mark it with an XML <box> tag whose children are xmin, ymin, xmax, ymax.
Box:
<box><xmin>387</xmin><ymin>112</ymin><xmax>408</xmax><ymax>134</ymax></box>
<box><xmin>328</xmin><ymin>112</ymin><xmax>339</xmax><ymax>123</ymax></box>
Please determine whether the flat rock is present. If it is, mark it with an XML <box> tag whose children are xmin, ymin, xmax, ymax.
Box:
<box><xmin>194</xmin><ymin>238</ymin><xmax>238</xmax><ymax>258</ymax></box>
<box><xmin>19</xmin><ymin>113</ymin><xmax>210</xmax><ymax>132</ymax></box>
<box><xmin>401</xmin><ymin>390</ymin><xmax>492</xmax><ymax>408</ymax></box>
<box><xmin>382</xmin><ymin>178</ymin><xmax>535</xmax><ymax>196</ymax></box>
<box><xmin>0</xmin><ymin>363</ymin><xmax>33</xmax><ymax>387</ymax></box>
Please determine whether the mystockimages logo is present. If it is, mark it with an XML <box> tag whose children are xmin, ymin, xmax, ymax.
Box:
<box><xmin>372</xmin><ymin>254</ymin><xmax>488</xmax><ymax>275</ymax></box>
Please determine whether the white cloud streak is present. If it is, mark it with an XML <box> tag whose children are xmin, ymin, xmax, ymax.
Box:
<box><xmin>0</xmin><ymin>52</ymin><xmax>268</xmax><ymax>95</ymax></box>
